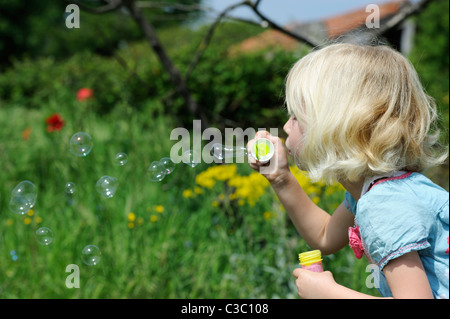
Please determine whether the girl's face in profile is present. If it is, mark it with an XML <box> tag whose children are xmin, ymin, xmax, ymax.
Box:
<box><xmin>283</xmin><ymin>114</ymin><xmax>304</xmax><ymax>157</ymax></box>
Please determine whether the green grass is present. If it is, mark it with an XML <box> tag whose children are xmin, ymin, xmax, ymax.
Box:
<box><xmin>1</xmin><ymin>99</ymin><xmax>384</xmax><ymax>299</ymax></box>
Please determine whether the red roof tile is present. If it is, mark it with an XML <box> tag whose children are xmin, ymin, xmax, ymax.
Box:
<box><xmin>325</xmin><ymin>0</ymin><xmax>405</xmax><ymax>38</ymax></box>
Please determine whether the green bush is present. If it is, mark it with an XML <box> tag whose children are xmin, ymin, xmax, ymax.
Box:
<box><xmin>0</xmin><ymin>22</ymin><xmax>299</xmax><ymax>129</ymax></box>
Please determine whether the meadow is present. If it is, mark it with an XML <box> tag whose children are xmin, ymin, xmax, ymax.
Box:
<box><xmin>0</xmin><ymin>96</ymin><xmax>382</xmax><ymax>299</ymax></box>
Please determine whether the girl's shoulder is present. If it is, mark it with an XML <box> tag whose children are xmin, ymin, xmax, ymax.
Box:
<box><xmin>360</xmin><ymin>172</ymin><xmax>448</xmax><ymax>215</ymax></box>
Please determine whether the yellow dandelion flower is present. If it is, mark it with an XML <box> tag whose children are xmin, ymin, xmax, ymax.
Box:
<box><xmin>128</xmin><ymin>212</ymin><xmax>136</xmax><ymax>222</ymax></box>
<box><xmin>24</xmin><ymin>217</ymin><xmax>32</xmax><ymax>225</ymax></box>
<box><xmin>150</xmin><ymin>215</ymin><xmax>158</xmax><ymax>223</ymax></box>
<box><xmin>312</xmin><ymin>196</ymin><xmax>320</xmax><ymax>205</ymax></box>
<box><xmin>35</xmin><ymin>216</ymin><xmax>43</xmax><ymax>224</ymax></box>
<box><xmin>211</xmin><ymin>200</ymin><xmax>219</xmax><ymax>207</ymax></box>
<box><xmin>128</xmin><ymin>222</ymin><xmax>134</xmax><ymax>229</ymax></box>
<box><xmin>214</xmin><ymin>164</ymin><xmax>237</xmax><ymax>181</ymax></box>
<box><xmin>193</xmin><ymin>186</ymin><xmax>204</xmax><ymax>195</ymax></box>
<box><xmin>183</xmin><ymin>189</ymin><xmax>193</xmax><ymax>198</ymax></box>
<box><xmin>154</xmin><ymin>205</ymin><xmax>164</xmax><ymax>213</ymax></box>
<box><xmin>27</xmin><ymin>209</ymin><xmax>34</xmax><ymax>216</ymax></box>
<box><xmin>263</xmin><ymin>211</ymin><xmax>273</xmax><ymax>220</ymax></box>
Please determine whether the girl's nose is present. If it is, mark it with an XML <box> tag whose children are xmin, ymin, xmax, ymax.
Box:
<box><xmin>283</xmin><ymin>118</ymin><xmax>291</xmax><ymax>135</ymax></box>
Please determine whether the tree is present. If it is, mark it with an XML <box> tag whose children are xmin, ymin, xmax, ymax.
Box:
<box><xmin>69</xmin><ymin>0</ymin><xmax>434</xmax><ymax>123</ymax></box>
<box><xmin>0</xmin><ymin>0</ymin><xmax>203</xmax><ymax>68</ymax></box>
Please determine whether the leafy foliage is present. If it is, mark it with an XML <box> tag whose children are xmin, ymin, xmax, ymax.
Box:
<box><xmin>0</xmin><ymin>0</ymin><xmax>203</xmax><ymax>68</ymax></box>
<box><xmin>410</xmin><ymin>0</ymin><xmax>449</xmax><ymax>139</ymax></box>
<box><xmin>0</xmin><ymin>21</ymin><xmax>296</xmax><ymax>129</ymax></box>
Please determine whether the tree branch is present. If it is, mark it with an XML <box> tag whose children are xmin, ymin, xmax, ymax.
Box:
<box><xmin>185</xmin><ymin>0</ymin><xmax>249</xmax><ymax>81</ymax></box>
<box><xmin>184</xmin><ymin>0</ymin><xmax>322</xmax><ymax>80</ymax></box>
<box><xmin>136</xmin><ymin>1</ymin><xmax>208</xmax><ymax>12</ymax></box>
<box><xmin>373</xmin><ymin>0</ymin><xmax>433</xmax><ymax>36</ymax></box>
<box><xmin>243</xmin><ymin>0</ymin><xmax>319</xmax><ymax>48</ymax></box>
<box><xmin>65</xmin><ymin>0</ymin><xmax>123</xmax><ymax>14</ymax></box>
<box><xmin>122</xmin><ymin>0</ymin><xmax>207</xmax><ymax>123</ymax></box>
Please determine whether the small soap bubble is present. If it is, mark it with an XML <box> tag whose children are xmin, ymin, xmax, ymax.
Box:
<box><xmin>159</xmin><ymin>157</ymin><xmax>176</xmax><ymax>174</ymax></box>
<box><xmin>35</xmin><ymin>227</ymin><xmax>53</xmax><ymax>245</ymax></box>
<box><xmin>114</xmin><ymin>152</ymin><xmax>128</xmax><ymax>166</ymax></box>
<box><xmin>182</xmin><ymin>150</ymin><xmax>200</xmax><ymax>168</ymax></box>
<box><xmin>8</xmin><ymin>180</ymin><xmax>37</xmax><ymax>215</ymax></box>
<box><xmin>65</xmin><ymin>182</ymin><xmax>76</xmax><ymax>194</ymax></box>
<box><xmin>96</xmin><ymin>176</ymin><xmax>118</xmax><ymax>198</ymax></box>
<box><xmin>82</xmin><ymin>245</ymin><xmax>101</xmax><ymax>266</ymax></box>
<box><xmin>147</xmin><ymin>161</ymin><xmax>166</xmax><ymax>182</ymax></box>
<box><xmin>69</xmin><ymin>132</ymin><xmax>93</xmax><ymax>157</ymax></box>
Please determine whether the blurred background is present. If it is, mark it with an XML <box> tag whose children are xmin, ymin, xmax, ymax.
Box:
<box><xmin>0</xmin><ymin>0</ymin><xmax>448</xmax><ymax>298</ymax></box>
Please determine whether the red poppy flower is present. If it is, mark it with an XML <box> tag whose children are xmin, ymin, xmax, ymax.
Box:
<box><xmin>76</xmin><ymin>88</ymin><xmax>93</xmax><ymax>101</ymax></box>
<box><xmin>45</xmin><ymin>113</ymin><xmax>65</xmax><ymax>132</ymax></box>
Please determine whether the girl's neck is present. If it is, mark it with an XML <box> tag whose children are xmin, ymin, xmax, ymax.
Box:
<box><xmin>339</xmin><ymin>178</ymin><xmax>365</xmax><ymax>201</ymax></box>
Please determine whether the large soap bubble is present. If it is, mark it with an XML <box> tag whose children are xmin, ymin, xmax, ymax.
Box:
<box><xmin>82</xmin><ymin>245</ymin><xmax>102</xmax><ymax>266</ymax></box>
<box><xmin>8</xmin><ymin>180</ymin><xmax>37</xmax><ymax>215</ymax></box>
<box><xmin>69</xmin><ymin>132</ymin><xmax>93</xmax><ymax>157</ymax></box>
<box><xmin>159</xmin><ymin>157</ymin><xmax>176</xmax><ymax>174</ymax></box>
<box><xmin>35</xmin><ymin>227</ymin><xmax>54</xmax><ymax>246</ymax></box>
<box><xmin>147</xmin><ymin>161</ymin><xmax>166</xmax><ymax>182</ymax></box>
<box><xmin>96</xmin><ymin>176</ymin><xmax>118</xmax><ymax>198</ymax></box>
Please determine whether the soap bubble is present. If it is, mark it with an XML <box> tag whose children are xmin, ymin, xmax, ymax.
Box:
<box><xmin>114</xmin><ymin>152</ymin><xmax>128</xmax><ymax>166</ymax></box>
<box><xmin>147</xmin><ymin>161</ymin><xmax>166</xmax><ymax>182</ymax></box>
<box><xmin>96</xmin><ymin>176</ymin><xmax>118</xmax><ymax>198</ymax></box>
<box><xmin>65</xmin><ymin>182</ymin><xmax>76</xmax><ymax>194</ymax></box>
<box><xmin>8</xmin><ymin>180</ymin><xmax>37</xmax><ymax>215</ymax></box>
<box><xmin>35</xmin><ymin>227</ymin><xmax>53</xmax><ymax>245</ymax></box>
<box><xmin>182</xmin><ymin>150</ymin><xmax>200</xmax><ymax>168</ymax></box>
<box><xmin>69</xmin><ymin>132</ymin><xmax>93</xmax><ymax>157</ymax></box>
<box><xmin>159</xmin><ymin>157</ymin><xmax>176</xmax><ymax>174</ymax></box>
<box><xmin>82</xmin><ymin>245</ymin><xmax>101</xmax><ymax>266</ymax></box>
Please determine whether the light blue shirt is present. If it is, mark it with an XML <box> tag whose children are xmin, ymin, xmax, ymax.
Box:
<box><xmin>344</xmin><ymin>172</ymin><xmax>449</xmax><ymax>298</ymax></box>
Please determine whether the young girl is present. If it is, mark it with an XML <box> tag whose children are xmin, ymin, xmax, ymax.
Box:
<box><xmin>249</xmin><ymin>43</ymin><xmax>449</xmax><ymax>299</ymax></box>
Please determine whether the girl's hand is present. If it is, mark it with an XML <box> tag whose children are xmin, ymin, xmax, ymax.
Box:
<box><xmin>247</xmin><ymin>131</ymin><xmax>291</xmax><ymax>187</ymax></box>
<box><xmin>292</xmin><ymin>268</ymin><xmax>338</xmax><ymax>299</ymax></box>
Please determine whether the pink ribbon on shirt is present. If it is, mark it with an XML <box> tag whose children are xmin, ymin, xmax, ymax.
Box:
<box><xmin>348</xmin><ymin>225</ymin><xmax>364</xmax><ymax>259</ymax></box>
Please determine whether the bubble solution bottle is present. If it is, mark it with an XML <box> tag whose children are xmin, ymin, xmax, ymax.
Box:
<box><xmin>298</xmin><ymin>250</ymin><xmax>323</xmax><ymax>272</ymax></box>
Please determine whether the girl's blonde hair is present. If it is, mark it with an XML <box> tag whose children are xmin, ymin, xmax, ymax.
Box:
<box><xmin>285</xmin><ymin>43</ymin><xmax>448</xmax><ymax>184</ymax></box>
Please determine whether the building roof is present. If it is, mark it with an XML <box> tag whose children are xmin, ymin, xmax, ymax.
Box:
<box><xmin>325</xmin><ymin>0</ymin><xmax>405</xmax><ymax>38</ymax></box>
<box><xmin>230</xmin><ymin>0</ymin><xmax>406</xmax><ymax>54</ymax></box>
